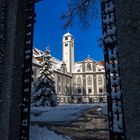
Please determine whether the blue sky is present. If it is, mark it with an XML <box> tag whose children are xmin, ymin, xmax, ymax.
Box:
<box><xmin>34</xmin><ymin>0</ymin><xmax>103</xmax><ymax>62</ymax></box>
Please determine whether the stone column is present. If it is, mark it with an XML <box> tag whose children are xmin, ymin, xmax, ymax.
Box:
<box><xmin>0</xmin><ymin>0</ymin><xmax>34</xmax><ymax>140</ymax></box>
<box><xmin>115</xmin><ymin>0</ymin><xmax>140</xmax><ymax>139</ymax></box>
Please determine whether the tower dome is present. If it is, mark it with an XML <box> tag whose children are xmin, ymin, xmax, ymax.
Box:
<box><xmin>63</xmin><ymin>31</ymin><xmax>73</xmax><ymax>37</ymax></box>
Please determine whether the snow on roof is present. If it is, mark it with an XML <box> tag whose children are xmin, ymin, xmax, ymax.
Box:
<box><xmin>75</xmin><ymin>56</ymin><xmax>97</xmax><ymax>64</ymax></box>
<box><xmin>96</xmin><ymin>62</ymin><xmax>105</xmax><ymax>72</ymax></box>
<box><xmin>72</xmin><ymin>63</ymin><xmax>82</xmax><ymax>73</ymax></box>
<box><xmin>33</xmin><ymin>48</ymin><xmax>44</xmax><ymax>58</ymax></box>
<box><xmin>73</xmin><ymin>60</ymin><xmax>105</xmax><ymax>73</ymax></box>
<box><xmin>51</xmin><ymin>57</ymin><xmax>62</xmax><ymax>70</ymax></box>
<box><xmin>63</xmin><ymin>32</ymin><xmax>73</xmax><ymax>37</ymax></box>
<box><xmin>51</xmin><ymin>57</ymin><xmax>61</xmax><ymax>64</ymax></box>
<box><xmin>33</xmin><ymin>47</ymin><xmax>63</xmax><ymax>70</ymax></box>
<box><xmin>52</xmin><ymin>63</ymin><xmax>61</xmax><ymax>70</ymax></box>
<box><xmin>32</xmin><ymin>57</ymin><xmax>42</xmax><ymax>66</ymax></box>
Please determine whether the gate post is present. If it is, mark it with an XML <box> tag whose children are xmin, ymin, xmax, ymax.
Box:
<box><xmin>0</xmin><ymin>0</ymin><xmax>35</xmax><ymax>140</ymax></box>
<box><xmin>101</xmin><ymin>0</ymin><xmax>126</xmax><ymax>139</ymax></box>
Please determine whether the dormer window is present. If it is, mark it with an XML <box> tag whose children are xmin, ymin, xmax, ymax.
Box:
<box><xmin>87</xmin><ymin>63</ymin><xmax>91</xmax><ymax>71</ymax></box>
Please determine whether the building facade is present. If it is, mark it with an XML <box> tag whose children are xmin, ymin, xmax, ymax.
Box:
<box><xmin>72</xmin><ymin>57</ymin><xmax>106</xmax><ymax>103</ymax></box>
<box><xmin>32</xmin><ymin>32</ymin><xmax>106</xmax><ymax>103</ymax></box>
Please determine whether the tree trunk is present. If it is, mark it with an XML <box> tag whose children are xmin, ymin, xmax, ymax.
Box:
<box><xmin>115</xmin><ymin>0</ymin><xmax>140</xmax><ymax>139</ymax></box>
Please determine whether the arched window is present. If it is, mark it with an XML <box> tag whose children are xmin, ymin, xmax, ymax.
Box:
<box><xmin>77</xmin><ymin>76</ymin><xmax>81</xmax><ymax>85</ymax></box>
<box><xmin>87</xmin><ymin>63</ymin><xmax>91</xmax><ymax>71</ymax></box>
<box><xmin>98</xmin><ymin>76</ymin><xmax>102</xmax><ymax>85</ymax></box>
<box><xmin>87</xmin><ymin>76</ymin><xmax>92</xmax><ymax>85</ymax></box>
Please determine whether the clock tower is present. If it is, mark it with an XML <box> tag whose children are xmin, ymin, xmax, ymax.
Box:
<box><xmin>62</xmin><ymin>32</ymin><xmax>74</xmax><ymax>74</ymax></box>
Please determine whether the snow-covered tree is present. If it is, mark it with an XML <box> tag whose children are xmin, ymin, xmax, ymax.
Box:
<box><xmin>31</xmin><ymin>48</ymin><xmax>57</xmax><ymax>107</ymax></box>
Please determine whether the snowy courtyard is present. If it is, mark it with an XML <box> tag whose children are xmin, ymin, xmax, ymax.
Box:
<box><xmin>30</xmin><ymin>104</ymin><xmax>108</xmax><ymax>140</ymax></box>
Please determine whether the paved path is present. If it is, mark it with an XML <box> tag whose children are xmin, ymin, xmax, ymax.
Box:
<box><xmin>43</xmin><ymin>106</ymin><xmax>109</xmax><ymax>140</ymax></box>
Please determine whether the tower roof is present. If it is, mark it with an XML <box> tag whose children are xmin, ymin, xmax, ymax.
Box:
<box><xmin>63</xmin><ymin>31</ymin><xmax>73</xmax><ymax>37</ymax></box>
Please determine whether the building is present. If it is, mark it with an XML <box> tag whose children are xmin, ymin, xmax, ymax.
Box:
<box><xmin>32</xmin><ymin>32</ymin><xmax>106</xmax><ymax>103</ymax></box>
<box><xmin>72</xmin><ymin>57</ymin><xmax>106</xmax><ymax>103</ymax></box>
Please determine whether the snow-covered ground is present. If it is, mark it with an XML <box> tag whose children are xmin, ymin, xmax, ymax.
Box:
<box><xmin>30</xmin><ymin>125</ymin><xmax>71</xmax><ymax>140</ymax></box>
<box><xmin>101</xmin><ymin>104</ymin><xmax>108</xmax><ymax>116</ymax></box>
<box><xmin>31</xmin><ymin>104</ymin><xmax>101</xmax><ymax>123</ymax></box>
<box><xmin>30</xmin><ymin>103</ymin><xmax>106</xmax><ymax>140</ymax></box>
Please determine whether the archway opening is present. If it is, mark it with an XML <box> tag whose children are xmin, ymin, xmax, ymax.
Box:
<box><xmin>30</xmin><ymin>0</ymin><xmax>109</xmax><ymax>140</ymax></box>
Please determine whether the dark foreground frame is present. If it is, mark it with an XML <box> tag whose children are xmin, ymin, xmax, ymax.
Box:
<box><xmin>101</xmin><ymin>0</ymin><xmax>126</xmax><ymax>139</ymax></box>
<box><xmin>0</xmin><ymin>0</ymin><xmax>35</xmax><ymax>140</ymax></box>
<box><xmin>0</xmin><ymin>0</ymin><xmax>126</xmax><ymax>140</ymax></box>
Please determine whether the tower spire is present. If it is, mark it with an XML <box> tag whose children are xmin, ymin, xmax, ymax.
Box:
<box><xmin>46</xmin><ymin>43</ymin><xmax>50</xmax><ymax>52</ymax></box>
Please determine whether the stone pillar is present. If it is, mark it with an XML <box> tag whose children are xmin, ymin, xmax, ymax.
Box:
<box><xmin>115</xmin><ymin>0</ymin><xmax>140</xmax><ymax>139</ymax></box>
<box><xmin>0</xmin><ymin>0</ymin><xmax>34</xmax><ymax>140</ymax></box>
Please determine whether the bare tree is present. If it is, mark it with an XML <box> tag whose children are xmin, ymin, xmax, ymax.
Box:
<box><xmin>61</xmin><ymin>0</ymin><xmax>98</xmax><ymax>29</ymax></box>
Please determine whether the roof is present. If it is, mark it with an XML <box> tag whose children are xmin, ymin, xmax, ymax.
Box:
<box><xmin>32</xmin><ymin>47</ymin><xmax>62</xmax><ymax>71</ymax></box>
<box><xmin>33</xmin><ymin>47</ymin><xmax>44</xmax><ymax>58</ymax></box>
<box><xmin>75</xmin><ymin>56</ymin><xmax>97</xmax><ymax>64</ymax></box>
<box><xmin>63</xmin><ymin>32</ymin><xmax>73</xmax><ymax>37</ymax></box>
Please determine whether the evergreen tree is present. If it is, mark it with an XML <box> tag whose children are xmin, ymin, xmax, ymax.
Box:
<box><xmin>31</xmin><ymin>48</ymin><xmax>57</xmax><ymax>107</ymax></box>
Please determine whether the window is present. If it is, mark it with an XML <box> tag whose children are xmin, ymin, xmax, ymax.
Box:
<box><xmin>64</xmin><ymin>87</ymin><xmax>67</xmax><ymax>93</ymax></box>
<box><xmin>77</xmin><ymin>77</ymin><xmax>81</xmax><ymax>85</ymax></box>
<box><xmin>33</xmin><ymin>68</ymin><xmax>37</xmax><ymax>77</ymax></box>
<box><xmin>78</xmin><ymin>88</ymin><xmax>81</xmax><ymax>93</ymax></box>
<box><xmin>77</xmin><ymin>69</ymin><xmax>80</xmax><ymax>72</ymax></box>
<box><xmin>63</xmin><ymin>76</ymin><xmax>66</xmax><ymax>83</ymax></box>
<box><xmin>87</xmin><ymin>63</ymin><xmax>91</xmax><ymax>71</ymax></box>
<box><xmin>87</xmin><ymin>76</ymin><xmax>92</xmax><ymax>85</ymax></box>
<box><xmin>65</xmin><ymin>43</ymin><xmax>68</xmax><ymax>46</ymax></box>
<box><xmin>99</xmin><ymin>98</ymin><xmax>103</xmax><ymax>102</ymax></box>
<box><xmin>66</xmin><ymin>86</ymin><xmax>70</xmax><ymax>93</ymax></box>
<box><xmin>89</xmin><ymin>98</ymin><xmax>92</xmax><ymax>103</ymax></box>
<box><xmin>77</xmin><ymin>98</ymin><xmax>82</xmax><ymax>103</ymax></box>
<box><xmin>98</xmin><ymin>76</ymin><xmax>102</xmax><ymax>85</ymax></box>
<box><xmin>65</xmin><ymin>37</ymin><xmax>68</xmax><ymax>40</ymax></box>
<box><xmin>58</xmin><ymin>86</ymin><xmax>61</xmax><ymax>92</ymax></box>
<box><xmin>99</xmin><ymin>88</ymin><xmax>103</xmax><ymax>93</ymax></box>
<box><xmin>58</xmin><ymin>76</ymin><xmax>60</xmax><ymax>82</ymax></box>
<box><xmin>88</xmin><ymin>88</ymin><xmax>92</xmax><ymax>93</ymax></box>
<box><xmin>66</xmin><ymin>78</ymin><xmax>69</xmax><ymax>84</ymax></box>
